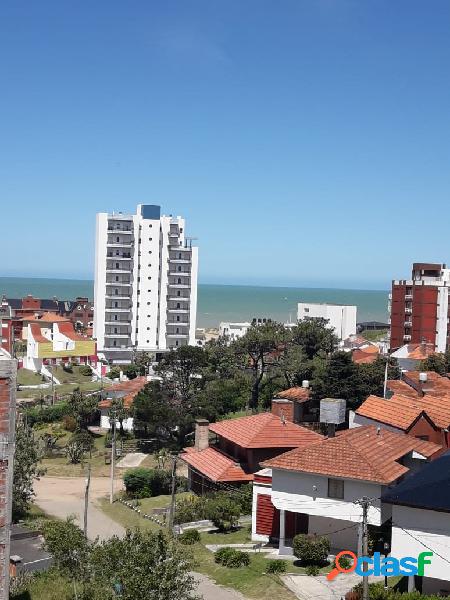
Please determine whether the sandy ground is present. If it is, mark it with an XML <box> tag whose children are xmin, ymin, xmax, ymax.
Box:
<box><xmin>34</xmin><ymin>476</ymin><xmax>246</xmax><ymax>600</ymax></box>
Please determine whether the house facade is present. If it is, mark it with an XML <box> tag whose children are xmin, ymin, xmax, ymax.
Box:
<box><xmin>255</xmin><ymin>426</ymin><xmax>442</xmax><ymax>555</ymax></box>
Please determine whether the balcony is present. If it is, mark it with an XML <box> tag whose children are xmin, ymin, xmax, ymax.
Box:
<box><xmin>107</xmin><ymin>228</ymin><xmax>133</xmax><ymax>234</ymax></box>
<box><xmin>105</xmin><ymin>307</ymin><xmax>131</xmax><ymax>313</ymax></box>
<box><xmin>105</xmin><ymin>281</ymin><xmax>131</xmax><ymax>287</ymax></box>
<box><xmin>167</xmin><ymin>321</ymin><xmax>189</xmax><ymax>327</ymax></box>
<box><xmin>405</xmin><ymin>294</ymin><xmax>413</xmax><ymax>300</ymax></box>
<box><xmin>167</xmin><ymin>309</ymin><xmax>189</xmax><ymax>314</ymax></box>
<box><xmin>107</xmin><ymin>242</ymin><xmax>133</xmax><ymax>248</ymax></box>
<box><xmin>106</xmin><ymin>268</ymin><xmax>132</xmax><ymax>274</ymax></box>
<box><xmin>169</xmin><ymin>258</ymin><xmax>191</xmax><ymax>264</ymax></box>
<box><xmin>169</xmin><ymin>245</ymin><xmax>190</xmax><ymax>252</ymax></box>
<box><xmin>104</xmin><ymin>333</ymin><xmax>131</xmax><ymax>339</ymax></box>
<box><xmin>168</xmin><ymin>231</ymin><xmax>179</xmax><ymax>238</ymax></box>
<box><xmin>168</xmin><ymin>272</ymin><xmax>190</xmax><ymax>277</ymax></box>
<box><xmin>405</xmin><ymin>307</ymin><xmax>412</xmax><ymax>314</ymax></box>
<box><xmin>168</xmin><ymin>296</ymin><xmax>189</xmax><ymax>302</ymax></box>
<box><xmin>404</xmin><ymin>321</ymin><xmax>413</xmax><ymax>328</ymax></box>
<box><xmin>404</xmin><ymin>334</ymin><xmax>412</xmax><ymax>341</ymax></box>
<box><xmin>168</xmin><ymin>283</ymin><xmax>190</xmax><ymax>289</ymax></box>
<box><xmin>166</xmin><ymin>333</ymin><xmax>189</xmax><ymax>339</ymax></box>
<box><xmin>107</xmin><ymin>255</ymin><xmax>132</xmax><ymax>260</ymax></box>
<box><xmin>105</xmin><ymin>295</ymin><xmax>130</xmax><ymax>300</ymax></box>
<box><xmin>105</xmin><ymin>321</ymin><xmax>131</xmax><ymax>326</ymax></box>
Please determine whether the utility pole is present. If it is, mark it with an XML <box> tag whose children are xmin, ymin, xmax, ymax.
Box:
<box><xmin>356</xmin><ymin>497</ymin><xmax>370</xmax><ymax>600</ymax></box>
<box><xmin>167</xmin><ymin>455</ymin><xmax>178</xmax><ymax>532</ymax></box>
<box><xmin>110</xmin><ymin>421</ymin><xmax>116</xmax><ymax>504</ymax></box>
<box><xmin>383</xmin><ymin>357</ymin><xmax>389</xmax><ymax>399</ymax></box>
<box><xmin>83</xmin><ymin>463</ymin><xmax>91</xmax><ymax>538</ymax></box>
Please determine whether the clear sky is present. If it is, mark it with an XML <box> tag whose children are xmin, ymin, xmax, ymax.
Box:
<box><xmin>1</xmin><ymin>0</ymin><xmax>450</xmax><ymax>289</ymax></box>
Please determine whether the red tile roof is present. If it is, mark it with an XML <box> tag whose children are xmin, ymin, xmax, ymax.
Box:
<box><xmin>403</xmin><ymin>371</ymin><xmax>450</xmax><ymax>397</ymax></box>
<box><xmin>356</xmin><ymin>395</ymin><xmax>425</xmax><ymax>431</ymax></box>
<box><xmin>58</xmin><ymin>322</ymin><xmax>87</xmax><ymax>341</ymax></box>
<box><xmin>24</xmin><ymin>312</ymin><xmax>69</xmax><ymax>323</ymax></box>
<box><xmin>98</xmin><ymin>376</ymin><xmax>149</xmax><ymax>409</ymax></box>
<box><xmin>209</xmin><ymin>412</ymin><xmax>323</xmax><ymax>449</ymax></box>
<box><xmin>386</xmin><ymin>380</ymin><xmax>421</xmax><ymax>398</ymax></box>
<box><xmin>352</xmin><ymin>348</ymin><xmax>379</xmax><ymax>364</ymax></box>
<box><xmin>263</xmin><ymin>425</ymin><xmax>442</xmax><ymax>485</ymax></box>
<box><xmin>29</xmin><ymin>323</ymin><xmax>49</xmax><ymax>343</ymax></box>
<box><xmin>276</xmin><ymin>387</ymin><xmax>310</xmax><ymax>403</ymax></box>
<box><xmin>180</xmin><ymin>447</ymin><xmax>253</xmax><ymax>483</ymax></box>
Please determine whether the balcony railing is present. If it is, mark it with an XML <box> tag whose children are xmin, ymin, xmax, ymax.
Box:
<box><xmin>168</xmin><ymin>283</ymin><xmax>190</xmax><ymax>289</ymax></box>
<box><xmin>168</xmin><ymin>271</ymin><xmax>190</xmax><ymax>277</ymax></box>
<box><xmin>167</xmin><ymin>309</ymin><xmax>189</xmax><ymax>314</ymax></box>
<box><xmin>405</xmin><ymin>307</ymin><xmax>412</xmax><ymax>314</ymax></box>
<box><xmin>405</xmin><ymin>294</ymin><xmax>413</xmax><ymax>300</ymax></box>
<box><xmin>404</xmin><ymin>321</ymin><xmax>412</xmax><ymax>328</ymax></box>
<box><xmin>167</xmin><ymin>333</ymin><xmax>189</xmax><ymax>338</ymax></box>
<box><xmin>167</xmin><ymin>296</ymin><xmax>189</xmax><ymax>302</ymax></box>
<box><xmin>105</xmin><ymin>307</ymin><xmax>131</xmax><ymax>313</ymax></box>
<box><xmin>404</xmin><ymin>334</ymin><xmax>412</xmax><ymax>341</ymax></box>
<box><xmin>107</xmin><ymin>242</ymin><xmax>133</xmax><ymax>248</ymax></box>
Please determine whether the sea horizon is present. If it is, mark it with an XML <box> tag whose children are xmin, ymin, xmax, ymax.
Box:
<box><xmin>0</xmin><ymin>276</ymin><xmax>389</xmax><ymax>329</ymax></box>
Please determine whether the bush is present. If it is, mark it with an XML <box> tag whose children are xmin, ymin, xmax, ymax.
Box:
<box><xmin>214</xmin><ymin>548</ymin><xmax>250</xmax><ymax>568</ymax></box>
<box><xmin>108</xmin><ymin>367</ymin><xmax>121</xmax><ymax>380</ymax></box>
<box><xmin>305</xmin><ymin>564</ymin><xmax>320</xmax><ymax>576</ymax></box>
<box><xmin>334</xmin><ymin>553</ymin><xmax>352</xmax><ymax>570</ymax></box>
<box><xmin>24</xmin><ymin>402</ymin><xmax>71</xmax><ymax>427</ymax></box>
<box><xmin>79</xmin><ymin>365</ymin><xmax>92</xmax><ymax>376</ymax></box>
<box><xmin>206</xmin><ymin>494</ymin><xmax>241</xmax><ymax>532</ymax></box>
<box><xmin>266</xmin><ymin>560</ymin><xmax>287</xmax><ymax>574</ymax></box>
<box><xmin>351</xmin><ymin>582</ymin><xmax>444</xmax><ymax>600</ymax></box>
<box><xmin>62</xmin><ymin>415</ymin><xmax>77</xmax><ymax>432</ymax></box>
<box><xmin>234</xmin><ymin>483</ymin><xmax>252</xmax><ymax>514</ymax></box>
<box><xmin>63</xmin><ymin>363</ymin><xmax>73</xmax><ymax>373</ymax></box>
<box><xmin>292</xmin><ymin>534</ymin><xmax>330</xmax><ymax>566</ymax></box>
<box><xmin>70</xmin><ymin>430</ymin><xmax>94</xmax><ymax>452</ymax></box>
<box><xmin>123</xmin><ymin>468</ymin><xmax>172</xmax><ymax>498</ymax></box>
<box><xmin>174</xmin><ymin>495</ymin><xmax>210</xmax><ymax>524</ymax></box>
<box><xmin>178</xmin><ymin>529</ymin><xmax>201</xmax><ymax>545</ymax></box>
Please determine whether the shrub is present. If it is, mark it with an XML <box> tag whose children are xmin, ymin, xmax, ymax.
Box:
<box><xmin>292</xmin><ymin>534</ymin><xmax>330</xmax><ymax>566</ymax></box>
<box><xmin>178</xmin><ymin>529</ymin><xmax>201</xmax><ymax>545</ymax></box>
<box><xmin>24</xmin><ymin>402</ymin><xmax>70</xmax><ymax>427</ymax></box>
<box><xmin>206</xmin><ymin>494</ymin><xmax>241</xmax><ymax>532</ymax></box>
<box><xmin>305</xmin><ymin>564</ymin><xmax>320</xmax><ymax>576</ymax></box>
<box><xmin>266</xmin><ymin>560</ymin><xmax>287</xmax><ymax>574</ymax></box>
<box><xmin>334</xmin><ymin>553</ymin><xmax>352</xmax><ymax>570</ymax></box>
<box><xmin>63</xmin><ymin>363</ymin><xmax>73</xmax><ymax>373</ymax></box>
<box><xmin>123</xmin><ymin>468</ymin><xmax>172</xmax><ymax>498</ymax></box>
<box><xmin>79</xmin><ymin>365</ymin><xmax>92</xmax><ymax>376</ymax></box>
<box><xmin>70</xmin><ymin>431</ymin><xmax>94</xmax><ymax>452</ymax></box>
<box><xmin>108</xmin><ymin>367</ymin><xmax>121</xmax><ymax>380</ymax></box>
<box><xmin>234</xmin><ymin>483</ymin><xmax>252</xmax><ymax>514</ymax></box>
<box><xmin>174</xmin><ymin>495</ymin><xmax>209</xmax><ymax>524</ymax></box>
<box><xmin>214</xmin><ymin>548</ymin><xmax>250</xmax><ymax>568</ymax></box>
<box><xmin>63</xmin><ymin>415</ymin><xmax>77</xmax><ymax>432</ymax></box>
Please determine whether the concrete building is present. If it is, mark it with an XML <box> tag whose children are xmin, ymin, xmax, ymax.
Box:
<box><xmin>390</xmin><ymin>262</ymin><xmax>450</xmax><ymax>352</ymax></box>
<box><xmin>297</xmin><ymin>302</ymin><xmax>357</xmax><ymax>341</ymax></box>
<box><xmin>94</xmin><ymin>204</ymin><xmax>198</xmax><ymax>364</ymax></box>
<box><xmin>0</xmin><ymin>349</ymin><xmax>16</xmax><ymax>600</ymax></box>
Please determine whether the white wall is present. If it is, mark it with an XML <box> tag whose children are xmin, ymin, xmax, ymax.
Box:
<box><xmin>436</xmin><ymin>286</ymin><xmax>449</xmax><ymax>353</ymax></box>
<box><xmin>100</xmin><ymin>410</ymin><xmax>134</xmax><ymax>431</ymax></box>
<box><xmin>271</xmin><ymin>468</ymin><xmax>383</xmax><ymax>525</ymax></box>
<box><xmin>309</xmin><ymin>515</ymin><xmax>360</xmax><ymax>551</ymax></box>
<box><xmin>189</xmin><ymin>246</ymin><xmax>199</xmax><ymax>346</ymax></box>
<box><xmin>391</xmin><ymin>505</ymin><xmax>450</xmax><ymax>583</ymax></box>
<box><xmin>297</xmin><ymin>303</ymin><xmax>357</xmax><ymax>340</ymax></box>
<box><xmin>93</xmin><ymin>213</ymin><xmax>108</xmax><ymax>350</ymax></box>
<box><xmin>349</xmin><ymin>411</ymin><xmax>404</xmax><ymax>434</ymax></box>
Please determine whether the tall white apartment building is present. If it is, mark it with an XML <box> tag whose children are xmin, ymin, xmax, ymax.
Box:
<box><xmin>297</xmin><ymin>302</ymin><xmax>357</xmax><ymax>341</ymax></box>
<box><xmin>94</xmin><ymin>204</ymin><xmax>198</xmax><ymax>363</ymax></box>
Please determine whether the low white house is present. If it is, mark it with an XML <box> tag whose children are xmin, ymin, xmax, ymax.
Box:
<box><xmin>383</xmin><ymin>451</ymin><xmax>450</xmax><ymax>596</ymax></box>
<box><xmin>255</xmin><ymin>426</ymin><xmax>442</xmax><ymax>555</ymax></box>
<box><xmin>218</xmin><ymin>322</ymin><xmax>252</xmax><ymax>341</ymax></box>
<box><xmin>98</xmin><ymin>375</ymin><xmax>151</xmax><ymax>431</ymax></box>
<box><xmin>297</xmin><ymin>302</ymin><xmax>357</xmax><ymax>341</ymax></box>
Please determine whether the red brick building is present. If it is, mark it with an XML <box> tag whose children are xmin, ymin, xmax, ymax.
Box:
<box><xmin>389</xmin><ymin>262</ymin><xmax>450</xmax><ymax>352</ymax></box>
<box><xmin>0</xmin><ymin>350</ymin><xmax>16</xmax><ymax>598</ymax></box>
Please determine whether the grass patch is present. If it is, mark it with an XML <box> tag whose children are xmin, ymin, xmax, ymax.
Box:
<box><xmin>11</xmin><ymin>569</ymin><xmax>73</xmax><ymax>600</ymax></box>
<box><xmin>51</xmin><ymin>366</ymin><xmax>94</xmax><ymax>384</ymax></box>
<box><xmin>17</xmin><ymin>368</ymin><xmax>45</xmax><ymax>386</ymax></box>
<box><xmin>17</xmin><ymin>381</ymin><xmax>103</xmax><ymax>400</ymax></box>
<box><xmin>360</xmin><ymin>329</ymin><xmax>388</xmax><ymax>342</ymax></box>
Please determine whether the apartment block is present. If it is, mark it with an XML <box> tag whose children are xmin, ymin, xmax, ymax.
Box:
<box><xmin>389</xmin><ymin>263</ymin><xmax>450</xmax><ymax>352</ymax></box>
<box><xmin>297</xmin><ymin>302</ymin><xmax>357</xmax><ymax>341</ymax></box>
<box><xmin>94</xmin><ymin>204</ymin><xmax>198</xmax><ymax>363</ymax></box>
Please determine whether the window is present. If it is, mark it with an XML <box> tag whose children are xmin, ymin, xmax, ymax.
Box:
<box><xmin>116</xmin><ymin>262</ymin><xmax>119</xmax><ymax>269</ymax></box>
<box><xmin>178</xmin><ymin>266</ymin><xmax>181</xmax><ymax>272</ymax></box>
<box><xmin>114</xmin><ymin>302</ymin><xmax>118</xmax><ymax>308</ymax></box>
<box><xmin>115</xmin><ymin>276</ymin><xmax>119</xmax><ymax>281</ymax></box>
<box><xmin>176</xmin><ymin>303</ymin><xmax>180</xmax><ymax>309</ymax></box>
<box><xmin>178</xmin><ymin>278</ymin><xmax>181</xmax><ymax>284</ymax></box>
<box><xmin>113</xmin><ymin>340</ymin><xmax>117</xmax><ymax>347</ymax></box>
<box><xmin>176</xmin><ymin>316</ymin><xmax>180</xmax><ymax>322</ymax></box>
<box><xmin>178</xmin><ymin>253</ymin><xmax>182</xmax><ymax>259</ymax></box>
<box><xmin>327</xmin><ymin>478</ymin><xmax>344</xmax><ymax>499</ymax></box>
<box><xmin>114</xmin><ymin>289</ymin><xmax>118</xmax><ymax>295</ymax></box>
<box><xmin>114</xmin><ymin>315</ymin><xmax>118</xmax><ymax>321</ymax></box>
<box><xmin>304</xmin><ymin>308</ymin><xmax>310</xmax><ymax>313</ymax></box>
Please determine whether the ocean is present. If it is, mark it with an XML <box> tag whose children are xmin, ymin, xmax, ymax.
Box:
<box><xmin>0</xmin><ymin>277</ymin><xmax>389</xmax><ymax>329</ymax></box>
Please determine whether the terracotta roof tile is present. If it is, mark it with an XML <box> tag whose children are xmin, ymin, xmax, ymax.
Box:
<box><xmin>209</xmin><ymin>412</ymin><xmax>323</xmax><ymax>449</ymax></box>
<box><xmin>403</xmin><ymin>371</ymin><xmax>450</xmax><ymax>397</ymax></box>
<box><xmin>180</xmin><ymin>447</ymin><xmax>253</xmax><ymax>483</ymax></box>
<box><xmin>58</xmin><ymin>322</ymin><xmax>87</xmax><ymax>341</ymax></box>
<box><xmin>276</xmin><ymin>387</ymin><xmax>310</xmax><ymax>403</ymax></box>
<box><xmin>29</xmin><ymin>323</ymin><xmax>49</xmax><ymax>343</ymax></box>
<box><xmin>263</xmin><ymin>425</ymin><xmax>442</xmax><ymax>484</ymax></box>
<box><xmin>356</xmin><ymin>395</ymin><xmax>424</xmax><ymax>430</ymax></box>
<box><xmin>98</xmin><ymin>376</ymin><xmax>148</xmax><ymax>409</ymax></box>
<box><xmin>24</xmin><ymin>312</ymin><xmax>69</xmax><ymax>323</ymax></box>
<box><xmin>352</xmin><ymin>349</ymin><xmax>379</xmax><ymax>364</ymax></box>
<box><xmin>386</xmin><ymin>380</ymin><xmax>421</xmax><ymax>398</ymax></box>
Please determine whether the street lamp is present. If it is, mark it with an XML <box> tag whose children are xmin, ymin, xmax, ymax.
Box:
<box><xmin>383</xmin><ymin>542</ymin><xmax>390</xmax><ymax>589</ymax></box>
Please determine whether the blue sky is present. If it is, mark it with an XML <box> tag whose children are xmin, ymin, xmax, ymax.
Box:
<box><xmin>1</xmin><ymin>0</ymin><xmax>450</xmax><ymax>289</ymax></box>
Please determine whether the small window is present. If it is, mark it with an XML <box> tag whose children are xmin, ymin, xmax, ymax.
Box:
<box><xmin>115</xmin><ymin>262</ymin><xmax>119</xmax><ymax>269</ymax></box>
<box><xmin>116</xmin><ymin>236</ymin><xmax>120</xmax><ymax>243</ymax></box>
<box><xmin>304</xmin><ymin>308</ymin><xmax>310</xmax><ymax>313</ymax></box>
<box><xmin>328</xmin><ymin>478</ymin><xmax>344</xmax><ymax>499</ymax></box>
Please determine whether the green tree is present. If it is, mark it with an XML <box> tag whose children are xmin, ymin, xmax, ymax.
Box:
<box><xmin>290</xmin><ymin>317</ymin><xmax>338</xmax><ymax>360</ymax></box>
<box><xmin>13</xmin><ymin>419</ymin><xmax>45</xmax><ymax>520</ymax></box>
<box><xmin>43</xmin><ymin>518</ymin><xmax>91</xmax><ymax>580</ymax></box>
<box><xmin>108</xmin><ymin>397</ymin><xmax>128</xmax><ymax>436</ymax></box>
<box><xmin>68</xmin><ymin>388</ymin><xmax>99</xmax><ymax>431</ymax></box>
<box><xmin>90</xmin><ymin>529</ymin><xmax>197</xmax><ymax>600</ymax></box>
<box><xmin>234</xmin><ymin>322</ymin><xmax>289</xmax><ymax>410</ymax></box>
<box><xmin>131</xmin><ymin>350</ymin><xmax>155</xmax><ymax>376</ymax></box>
<box><xmin>155</xmin><ymin>345</ymin><xmax>206</xmax><ymax>401</ymax></box>
<box><xmin>132</xmin><ymin>381</ymin><xmax>175</xmax><ymax>440</ymax></box>
<box><xmin>419</xmin><ymin>351</ymin><xmax>450</xmax><ymax>376</ymax></box>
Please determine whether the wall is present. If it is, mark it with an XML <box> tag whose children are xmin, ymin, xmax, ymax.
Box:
<box><xmin>100</xmin><ymin>409</ymin><xmax>134</xmax><ymax>431</ymax></box>
<box><xmin>93</xmin><ymin>213</ymin><xmax>108</xmax><ymax>350</ymax></box>
<box><xmin>308</xmin><ymin>515</ymin><xmax>359</xmax><ymax>551</ymax></box>
<box><xmin>350</xmin><ymin>412</ymin><xmax>444</xmax><ymax>446</ymax></box>
<box><xmin>271</xmin><ymin>468</ymin><xmax>383</xmax><ymax>525</ymax></box>
<box><xmin>0</xmin><ymin>354</ymin><xmax>17</xmax><ymax>599</ymax></box>
<box><xmin>391</xmin><ymin>505</ymin><xmax>450</xmax><ymax>583</ymax></box>
<box><xmin>297</xmin><ymin>303</ymin><xmax>356</xmax><ymax>340</ymax></box>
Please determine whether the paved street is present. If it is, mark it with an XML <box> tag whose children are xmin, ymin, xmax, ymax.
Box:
<box><xmin>34</xmin><ymin>476</ymin><xmax>247</xmax><ymax>600</ymax></box>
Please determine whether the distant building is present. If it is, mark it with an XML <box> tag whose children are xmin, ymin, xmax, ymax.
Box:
<box><xmin>297</xmin><ymin>302</ymin><xmax>357</xmax><ymax>341</ymax></box>
<box><xmin>25</xmin><ymin>321</ymin><xmax>96</xmax><ymax>372</ymax></box>
<box><xmin>93</xmin><ymin>204</ymin><xmax>198</xmax><ymax>364</ymax></box>
<box><xmin>98</xmin><ymin>376</ymin><xmax>150</xmax><ymax>430</ymax></box>
<box><xmin>390</xmin><ymin>262</ymin><xmax>450</xmax><ymax>352</ymax></box>
<box><xmin>218</xmin><ymin>322</ymin><xmax>251</xmax><ymax>340</ymax></box>
<box><xmin>0</xmin><ymin>349</ymin><xmax>17</xmax><ymax>599</ymax></box>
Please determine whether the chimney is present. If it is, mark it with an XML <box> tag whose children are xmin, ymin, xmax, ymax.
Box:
<box><xmin>271</xmin><ymin>398</ymin><xmax>294</xmax><ymax>422</ymax></box>
<box><xmin>194</xmin><ymin>419</ymin><xmax>209</xmax><ymax>451</ymax></box>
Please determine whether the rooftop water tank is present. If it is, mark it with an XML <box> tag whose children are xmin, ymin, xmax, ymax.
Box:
<box><xmin>320</xmin><ymin>398</ymin><xmax>346</xmax><ymax>425</ymax></box>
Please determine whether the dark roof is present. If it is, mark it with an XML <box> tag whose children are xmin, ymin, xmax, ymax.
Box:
<box><xmin>40</xmin><ymin>299</ymin><xmax>60</xmax><ymax>310</ymax></box>
<box><xmin>5</xmin><ymin>298</ymin><xmax>22</xmax><ymax>309</ymax></box>
<box><xmin>382</xmin><ymin>450</ymin><xmax>450</xmax><ymax>513</ymax></box>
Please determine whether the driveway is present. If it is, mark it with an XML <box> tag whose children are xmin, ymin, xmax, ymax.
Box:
<box><xmin>282</xmin><ymin>572</ymin><xmax>385</xmax><ymax>600</ymax></box>
<box><xmin>34</xmin><ymin>476</ymin><xmax>247</xmax><ymax>600</ymax></box>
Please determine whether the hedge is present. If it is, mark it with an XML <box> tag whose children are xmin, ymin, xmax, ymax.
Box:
<box><xmin>214</xmin><ymin>548</ymin><xmax>250</xmax><ymax>568</ymax></box>
<box><xmin>178</xmin><ymin>529</ymin><xmax>200</xmax><ymax>545</ymax></box>
<box><xmin>292</xmin><ymin>534</ymin><xmax>330</xmax><ymax>566</ymax></box>
<box><xmin>24</xmin><ymin>402</ymin><xmax>71</xmax><ymax>427</ymax></box>
<box><xmin>123</xmin><ymin>468</ymin><xmax>187</xmax><ymax>499</ymax></box>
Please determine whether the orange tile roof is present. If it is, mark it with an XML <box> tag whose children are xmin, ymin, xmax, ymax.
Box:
<box><xmin>263</xmin><ymin>425</ymin><xmax>442</xmax><ymax>484</ymax></box>
<box><xmin>24</xmin><ymin>312</ymin><xmax>69</xmax><ymax>323</ymax></box>
<box><xmin>98</xmin><ymin>376</ymin><xmax>148</xmax><ymax>409</ymax></box>
<box><xmin>209</xmin><ymin>412</ymin><xmax>323</xmax><ymax>449</ymax></box>
<box><xmin>387</xmin><ymin>380</ymin><xmax>421</xmax><ymax>398</ymax></box>
<box><xmin>276</xmin><ymin>387</ymin><xmax>310</xmax><ymax>403</ymax></box>
<box><xmin>58</xmin><ymin>322</ymin><xmax>87</xmax><ymax>341</ymax></box>
<box><xmin>29</xmin><ymin>323</ymin><xmax>49</xmax><ymax>343</ymax></box>
<box><xmin>402</xmin><ymin>343</ymin><xmax>436</xmax><ymax>360</ymax></box>
<box><xmin>352</xmin><ymin>348</ymin><xmax>379</xmax><ymax>364</ymax></box>
<box><xmin>356</xmin><ymin>395</ymin><xmax>425</xmax><ymax>431</ymax></box>
<box><xmin>403</xmin><ymin>371</ymin><xmax>450</xmax><ymax>397</ymax></box>
<box><xmin>180</xmin><ymin>447</ymin><xmax>253</xmax><ymax>483</ymax></box>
